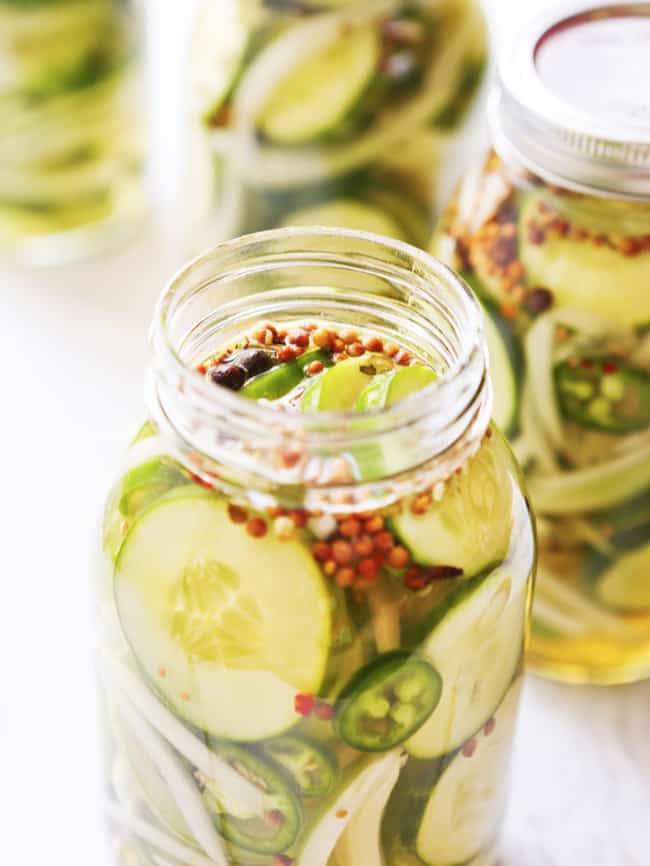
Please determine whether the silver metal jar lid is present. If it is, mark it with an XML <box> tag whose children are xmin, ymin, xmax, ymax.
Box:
<box><xmin>489</xmin><ymin>1</ymin><xmax>650</xmax><ymax>199</ymax></box>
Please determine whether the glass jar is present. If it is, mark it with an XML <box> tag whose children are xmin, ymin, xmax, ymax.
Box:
<box><xmin>434</xmin><ymin>1</ymin><xmax>650</xmax><ymax>684</ymax></box>
<box><xmin>0</xmin><ymin>0</ymin><xmax>146</xmax><ymax>265</ymax></box>
<box><xmin>97</xmin><ymin>229</ymin><xmax>534</xmax><ymax>866</ymax></box>
<box><xmin>185</xmin><ymin>0</ymin><xmax>487</xmax><ymax>252</ymax></box>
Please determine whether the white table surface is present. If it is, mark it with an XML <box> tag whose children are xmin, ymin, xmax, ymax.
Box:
<box><xmin>1</xmin><ymin>2</ymin><xmax>649</xmax><ymax>865</ymax></box>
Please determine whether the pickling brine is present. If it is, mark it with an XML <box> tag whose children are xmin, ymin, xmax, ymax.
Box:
<box><xmin>97</xmin><ymin>229</ymin><xmax>535</xmax><ymax>866</ymax></box>
<box><xmin>434</xmin><ymin>2</ymin><xmax>650</xmax><ymax>683</ymax></box>
<box><xmin>0</xmin><ymin>0</ymin><xmax>145</xmax><ymax>264</ymax></box>
<box><xmin>186</xmin><ymin>0</ymin><xmax>487</xmax><ymax>251</ymax></box>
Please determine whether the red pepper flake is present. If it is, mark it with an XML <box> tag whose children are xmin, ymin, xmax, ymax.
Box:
<box><xmin>462</xmin><ymin>738</ymin><xmax>477</xmax><ymax>758</ymax></box>
<box><xmin>289</xmin><ymin>510</ymin><xmax>308</xmax><ymax>528</ymax></box>
<box><xmin>314</xmin><ymin>701</ymin><xmax>335</xmax><ymax>721</ymax></box>
<box><xmin>281</xmin><ymin>449</ymin><xmax>303</xmax><ymax>468</ymax></box>
<box><xmin>336</xmin><ymin>810</ymin><xmax>349</xmax><ymax>819</ymax></box>
<box><xmin>196</xmin><ymin>364</ymin><xmax>207</xmax><ymax>375</ymax></box>
<box><xmin>228</xmin><ymin>504</ymin><xmax>248</xmax><ymax>524</ymax></box>
<box><xmin>581</xmin><ymin>359</ymin><xmax>593</xmax><ymax>369</ymax></box>
<box><xmin>190</xmin><ymin>472</ymin><xmax>214</xmax><ymax>490</ymax></box>
<box><xmin>294</xmin><ymin>693</ymin><xmax>315</xmax><ymax>716</ymax></box>
<box><xmin>484</xmin><ymin>718</ymin><xmax>496</xmax><ymax>736</ymax></box>
<box><xmin>602</xmin><ymin>360</ymin><xmax>618</xmax><ymax>375</ymax></box>
<box><xmin>246</xmin><ymin>517</ymin><xmax>268</xmax><ymax>538</ymax></box>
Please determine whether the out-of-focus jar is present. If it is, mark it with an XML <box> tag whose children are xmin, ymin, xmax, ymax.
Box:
<box><xmin>186</xmin><ymin>0</ymin><xmax>488</xmax><ymax>251</ymax></box>
<box><xmin>0</xmin><ymin>0</ymin><xmax>146</xmax><ymax>265</ymax></box>
<box><xmin>435</xmin><ymin>0</ymin><xmax>650</xmax><ymax>684</ymax></box>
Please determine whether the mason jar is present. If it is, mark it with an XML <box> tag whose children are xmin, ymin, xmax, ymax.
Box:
<box><xmin>434</xmin><ymin>1</ymin><xmax>650</xmax><ymax>684</ymax></box>
<box><xmin>185</xmin><ymin>0</ymin><xmax>487</xmax><ymax>252</ymax></box>
<box><xmin>0</xmin><ymin>0</ymin><xmax>146</xmax><ymax>265</ymax></box>
<box><xmin>97</xmin><ymin>229</ymin><xmax>534</xmax><ymax>866</ymax></box>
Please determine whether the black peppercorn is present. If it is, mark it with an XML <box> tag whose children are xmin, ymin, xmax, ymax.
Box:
<box><xmin>208</xmin><ymin>364</ymin><xmax>247</xmax><ymax>391</ymax></box>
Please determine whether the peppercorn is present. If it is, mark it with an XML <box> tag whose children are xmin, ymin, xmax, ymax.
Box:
<box><xmin>339</xmin><ymin>517</ymin><xmax>362</xmax><ymax>538</ymax></box>
<box><xmin>228</xmin><ymin>504</ymin><xmax>248</xmax><ymax>524</ymax></box>
<box><xmin>524</xmin><ymin>287</ymin><xmax>554</xmax><ymax>315</ymax></box>
<box><xmin>312</xmin><ymin>542</ymin><xmax>331</xmax><ymax>562</ymax></box>
<box><xmin>332</xmin><ymin>540</ymin><xmax>354</xmax><ymax>565</ymax></box>
<box><xmin>246</xmin><ymin>517</ymin><xmax>268</xmax><ymax>538</ymax></box>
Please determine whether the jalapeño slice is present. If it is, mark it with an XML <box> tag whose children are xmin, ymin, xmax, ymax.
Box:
<box><xmin>336</xmin><ymin>651</ymin><xmax>441</xmax><ymax>752</ymax></box>
<box><xmin>263</xmin><ymin>735</ymin><xmax>337</xmax><ymax>797</ymax></box>
<box><xmin>200</xmin><ymin>742</ymin><xmax>301</xmax><ymax>854</ymax></box>
<box><xmin>555</xmin><ymin>355</ymin><xmax>650</xmax><ymax>435</ymax></box>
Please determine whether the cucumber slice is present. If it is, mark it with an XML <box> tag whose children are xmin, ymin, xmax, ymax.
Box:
<box><xmin>594</xmin><ymin>543</ymin><xmax>650</xmax><ymax>613</ymax></box>
<box><xmin>241</xmin><ymin>349</ymin><xmax>332</xmax><ymax>401</ymax></box>
<box><xmin>519</xmin><ymin>195</ymin><xmax>650</xmax><ymax>327</ymax></box>
<box><xmin>200</xmin><ymin>743</ymin><xmax>301</xmax><ymax>854</ymax></box>
<box><xmin>281</xmin><ymin>198</ymin><xmax>407</xmax><ymax>241</ymax></box>
<box><xmin>336</xmin><ymin>651</ymin><xmax>442</xmax><ymax>752</ymax></box>
<box><xmin>406</xmin><ymin>566</ymin><xmax>526</xmax><ymax>758</ymax></box>
<box><xmin>356</xmin><ymin>366</ymin><xmax>437</xmax><ymax>411</ymax></box>
<box><xmin>414</xmin><ymin>682</ymin><xmax>522</xmax><ymax>866</ymax></box>
<box><xmin>263</xmin><ymin>735</ymin><xmax>337</xmax><ymax>797</ymax></box>
<box><xmin>391</xmin><ymin>436</ymin><xmax>514</xmax><ymax>577</ymax></box>
<box><xmin>258</xmin><ymin>24</ymin><xmax>380</xmax><ymax>145</ymax></box>
<box><xmin>114</xmin><ymin>487</ymin><xmax>331</xmax><ymax>740</ymax></box>
<box><xmin>301</xmin><ymin>354</ymin><xmax>391</xmax><ymax>413</ymax></box>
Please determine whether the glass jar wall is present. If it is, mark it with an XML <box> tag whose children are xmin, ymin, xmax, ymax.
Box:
<box><xmin>97</xmin><ymin>229</ymin><xmax>535</xmax><ymax>866</ymax></box>
<box><xmin>186</xmin><ymin>0</ymin><xmax>487</xmax><ymax>252</ymax></box>
<box><xmin>0</xmin><ymin>0</ymin><xmax>146</xmax><ymax>265</ymax></box>
<box><xmin>434</xmin><ymin>2</ymin><xmax>650</xmax><ymax>684</ymax></box>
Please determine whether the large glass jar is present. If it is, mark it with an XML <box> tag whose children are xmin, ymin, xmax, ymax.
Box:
<box><xmin>435</xmin><ymin>2</ymin><xmax>650</xmax><ymax>684</ymax></box>
<box><xmin>97</xmin><ymin>229</ymin><xmax>534</xmax><ymax>866</ymax></box>
<box><xmin>186</xmin><ymin>0</ymin><xmax>487</xmax><ymax>252</ymax></box>
<box><xmin>0</xmin><ymin>0</ymin><xmax>145</xmax><ymax>265</ymax></box>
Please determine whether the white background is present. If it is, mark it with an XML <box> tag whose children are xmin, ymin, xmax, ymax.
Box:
<box><xmin>1</xmin><ymin>2</ymin><xmax>649</xmax><ymax>865</ymax></box>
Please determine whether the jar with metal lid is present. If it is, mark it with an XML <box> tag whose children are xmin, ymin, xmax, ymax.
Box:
<box><xmin>185</xmin><ymin>0</ymin><xmax>488</xmax><ymax>252</ymax></box>
<box><xmin>435</xmin><ymin>0</ymin><xmax>650</xmax><ymax>684</ymax></box>
<box><xmin>0</xmin><ymin>0</ymin><xmax>146</xmax><ymax>265</ymax></box>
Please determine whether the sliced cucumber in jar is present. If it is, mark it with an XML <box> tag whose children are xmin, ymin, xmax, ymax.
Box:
<box><xmin>414</xmin><ymin>681</ymin><xmax>522</xmax><ymax>866</ymax></box>
<box><xmin>337</xmin><ymin>652</ymin><xmax>442</xmax><ymax>752</ymax></box>
<box><xmin>281</xmin><ymin>198</ymin><xmax>408</xmax><ymax>241</ymax></box>
<box><xmin>114</xmin><ymin>487</ymin><xmax>331</xmax><ymax>741</ymax></box>
<box><xmin>483</xmin><ymin>303</ymin><xmax>521</xmax><ymax>436</ymax></box>
<box><xmin>406</xmin><ymin>566</ymin><xmax>526</xmax><ymax>759</ymax></box>
<box><xmin>391</xmin><ymin>435</ymin><xmax>514</xmax><ymax>577</ymax></box>
<box><xmin>301</xmin><ymin>353</ymin><xmax>392</xmax><ymax>413</ymax></box>
<box><xmin>592</xmin><ymin>542</ymin><xmax>650</xmax><ymax>613</ymax></box>
<box><xmin>257</xmin><ymin>24</ymin><xmax>380</xmax><ymax>145</ymax></box>
<box><xmin>200</xmin><ymin>742</ymin><xmax>301</xmax><ymax>855</ymax></box>
<box><xmin>519</xmin><ymin>195</ymin><xmax>650</xmax><ymax>328</ymax></box>
<box><xmin>263</xmin><ymin>736</ymin><xmax>337</xmax><ymax>798</ymax></box>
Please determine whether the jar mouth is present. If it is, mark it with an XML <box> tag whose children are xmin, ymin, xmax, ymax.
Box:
<box><xmin>149</xmin><ymin>228</ymin><xmax>490</xmax><ymax>497</ymax></box>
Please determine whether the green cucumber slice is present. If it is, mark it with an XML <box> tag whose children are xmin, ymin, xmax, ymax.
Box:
<box><xmin>555</xmin><ymin>355</ymin><xmax>650</xmax><ymax>435</ymax></box>
<box><xmin>336</xmin><ymin>651</ymin><xmax>442</xmax><ymax>752</ymax></box>
<box><xmin>356</xmin><ymin>366</ymin><xmax>437</xmax><ymax>410</ymax></box>
<box><xmin>263</xmin><ymin>736</ymin><xmax>337</xmax><ymax>797</ymax></box>
<box><xmin>301</xmin><ymin>354</ymin><xmax>392</xmax><ymax>413</ymax></box>
<box><xmin>519</xmin><ymin>195</ymin><xmax>650</xmax><ymax>327</ymax></box>
<box><xmin>406</xmin><ymin>566</ymin><xmax>526</xmax><ymax>758</ymax></box>
<box><xmin>241</xmin><ymin>349</ymin><xmax>332</xmax><ymax>401</ymax></box>
<box><xmin>281</xmin><ymin>198</ymin><xmax>407</xmax><ymax>241</ymax></box>
<box><xmin>391</xmin><ymin>436</ymin><xmax>514</xmax><ymax>577</ymax></box>
<box><xmin>414</xmin><ymin>682</ymin><xmax>522</xmax><ymax>866</ymax></box>
<box><xmin>258</xmin><ymin>24</ymin><xmax>380</xmax><ymax>145</ymax></box>
<box><xmin>200</xmin><ymin>743</ymin><xmax>301</xmax><ymax>854</ymax></box>
<box><xmin>118</xmin><ymin>459</ymin><xmax>188</xmax><ymax>517</ymax></box>
<box><xmin>114</xmin><ymin>487</ymin><xmax>331</xmax><ymax>741</ymax></box>
<box><xmin>593</xmin><ymin>543</ymin><xmax>650</xmax><ymax>613</ymax></box>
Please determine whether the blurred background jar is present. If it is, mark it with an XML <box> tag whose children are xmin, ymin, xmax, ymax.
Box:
<box><xmin>434</xmin><ymin>0</ymin><xmax>650</xmax><ymax>685</ymax></box>
<box><xmin>185</xmin><ymin>0</ymin><xmax>488</xmax><ymax>252</ymax></box>
<box><xmin>0</xmin><ymin>0</ymin><xmax>146</xmax><ymax>265</ymax></box>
